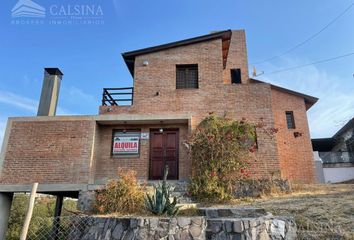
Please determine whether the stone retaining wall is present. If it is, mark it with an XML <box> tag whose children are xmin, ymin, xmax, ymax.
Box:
<box><xmin>207</xmin><ymin>217</ymin><xmax>296</xmax><ymax>240</ymax></box>
<box><xmin>68</xmin><ymin>216</ymin><xmax>206</xmax><ymax>240</ymax></box>
<box><xmin>67</xmin><ymin>212</ymin><xmax>296</xmax><ymax>239</ymax></box>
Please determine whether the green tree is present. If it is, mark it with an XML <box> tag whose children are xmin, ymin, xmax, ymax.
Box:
<box><xmin>6</xmin><ymin>194</ymin><xmax>77</xmax><ymax>240</ymax></box>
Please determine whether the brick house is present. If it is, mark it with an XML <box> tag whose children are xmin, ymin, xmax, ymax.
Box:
<box><xmin>0</xmin><ymin>29</ymin><xmax>317</xmax><ymax>236</ymax></box>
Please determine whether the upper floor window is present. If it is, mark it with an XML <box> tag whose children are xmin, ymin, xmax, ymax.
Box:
<box><xmin>285</xmin><ymin>111</ymin><xmax>295</xmax><ymax>129</ymax></box>
<box><xmin>176</xmin><ymin>64</ymin><xmax>198</xmax><ymax>89</ymax></box>
<box><xmin>230</xmin><ymin>68</ymin><xmax>242</xmax><ymax>84</ymax></box>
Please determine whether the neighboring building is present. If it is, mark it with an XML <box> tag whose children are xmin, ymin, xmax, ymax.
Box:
<box><xmin>0</xmin><ymin>29</ymin><xmax>318</xmax><ymax>237</ymax></box>
<box><xmin>312</xmin><ymin>117</ymin><xmax>354</xmax><ymax>183</ymax></box>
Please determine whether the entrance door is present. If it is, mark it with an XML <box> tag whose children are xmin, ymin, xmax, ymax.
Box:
<box><xmin>149</xmin><ymin>129</ymin><xmax>179</xmax><ymax>180</ymax></box>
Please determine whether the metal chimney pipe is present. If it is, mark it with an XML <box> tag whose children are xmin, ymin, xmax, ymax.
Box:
<box><xmin>37</xmin><ymin>68</ymin><xmax>63</xmax><ymax>116</ymax></box>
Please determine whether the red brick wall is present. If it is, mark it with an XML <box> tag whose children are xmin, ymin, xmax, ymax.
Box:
<box><xmin>271</xmin><ymin>89</ymin><xmax>316</xmax><ymax>183</ymax></box>
<box><xmin>0</xmin><ymin>30</ymin><xmax>316</xmax><ymax>185</ymax></box>
<box><xmin>98</xmin><ymin>30</ymin><xmax>316</xmax><ymax>183</ymax></box>
<box><xmin>99</xmin><ymin>35</ymin><xmax>281</xmax><ymax>179</ymax></box>
<box><xmin>93</xmin><ymin>124</ymin><xmax>189</xmax><ymax>183</ymax></box>
<box><xmin>223</xmin><ymin>30</ymin><xmax>249</xmax><ymax>84</ymax></box>
<box><xmin>0</xmin><ymin>120</ymin><xmax>96</xmax><ymax>184</ymax></box>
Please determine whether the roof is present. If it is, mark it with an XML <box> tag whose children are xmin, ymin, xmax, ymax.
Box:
<box><xmin>312</xmin><ymin>117</ymin><xmax>354</xmax><ymax>150</ymax></box>
<box><xmin>311</xmin><ymin>138</ymin><xmax>336</xmax><ymax>151</ymax></box>
<box><xmin>249</xmin><ymin>78</ymin><xmax>318</xmax><ymax>109</ymax></box>
<box><xmin>333</xmin><ymin>117</ymin><xmax>354</xmax><ymax>138</ymax></box>
<box><xmin>122</xmin><ymin>30</ymin><xmax>232</xmax><ymax>76</ymax></box>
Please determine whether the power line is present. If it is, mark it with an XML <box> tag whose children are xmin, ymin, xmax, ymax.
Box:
<box><xmin>262</xmin><ymin>52</ymin><xmax>354</xmax><ymax>75</ymax></box>
<box><xmin>251</xmin><ymin>2</ymin><xmax>354</xmax><ymax>65</ymax></box>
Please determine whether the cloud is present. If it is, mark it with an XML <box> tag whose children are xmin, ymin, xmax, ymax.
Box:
<box><xmin>0</xmin><ymin>90</ymin><xmax>38</xmax><ymax>112</ymax></box>
<box><xmin>255</xmin><ymin>57</ymin><xmax>354</xmax><ymax>138</ymax></box>
<box><xmin>22</xmin><ymin>74</ymin><xmax>40</xmax><ymax>86</ymax></box>
<box><xmin>0</xmin><ymin>89</ymin><xmax>73</xmax><ymax>115</ymax></box>
<box><xmin>67</xmin><ymin>86</ymin><xmax>98</xmax><ymax>104</ymax></box>
<box><xmin>0</xmin><ymin>85</ymin><xmax>97</xmax><ymax>146</ymax></box>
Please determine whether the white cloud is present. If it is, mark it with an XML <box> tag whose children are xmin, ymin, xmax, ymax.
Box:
<box><xmin>0</xmin><ymin>90</ymin><xmax>38</xmax><ymax>112</ymax></box>
<box><xmin>0</xmin><ymin>89</ymin><xmax>73</xmax><ymax>115</ymax></box>
<box><xmin>0</xmin><ymin>86</ymin><xmax>97</xmax><ymax>146</ymax></box>
<box><xmin>67</xmin><ymin>86</ymin><xmax>98</xmax><ymax>104</ymax></box>
<box><xmin>255</xmin><ymin>57</ymin><xmax>354</xmax><ymax>138</ymax></box>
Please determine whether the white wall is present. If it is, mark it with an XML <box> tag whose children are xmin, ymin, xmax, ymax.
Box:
<box><xmin>313</xmin><ymin>151</ymin><xmax>325</xmax><ymax>183</ymax></box>
<box><xmin>323</xmin><ymin>167</ymin><xmax>354</xmax><ymax>183</ymax></box>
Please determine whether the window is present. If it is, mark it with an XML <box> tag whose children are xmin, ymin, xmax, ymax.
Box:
<box><xmin>176</xmin><ymin>64</ymin><xmax>198</xmax><ymax>89</ymax></box>
<box><xmin>230</xmin><ymin>68</ymin><xmax>242</xmax><ymax>84</ymax></box>
<box><xmin>285</xmin><ymin>111</ymin><xmax>295</xmax><ymax>129</ymax></box>
<box><xmin>112</xmin><ymin>129</ymin><xmax>141</xmax><ymax>156</ymax></box>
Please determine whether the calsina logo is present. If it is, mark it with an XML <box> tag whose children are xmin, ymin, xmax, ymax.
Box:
<box><xmin>12</xmin><ymin>0</ymin><xmax>45</xmax><ymax>18</ymax></box>
<box><xmin>49</xmin><ymin>5</ymin><xmax>104</xmax><ymax>17</ymax></box>
<box><xmin>10</xmin><ymin>0</ymin><xmax>105</xmax><ymax>25</ymax></box>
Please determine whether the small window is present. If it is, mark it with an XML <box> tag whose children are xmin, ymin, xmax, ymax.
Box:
<box><xmin>176</xmin><ymin>64</ymin><xmax>198</xmax><ymax>89</ymax></box>
<box><xmin>231</xmin><ymin>68</ymin><xmax>242</xmax><ymax>84</ymax></box>
<box><xmin>285</xmin><ymin>111</ymin><xmax>295</xmax><ymax>129</ymax></box>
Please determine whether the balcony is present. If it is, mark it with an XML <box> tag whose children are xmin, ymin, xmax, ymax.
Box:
<box><xmin>101</xmin><ymin>87</ymin><xmax>133</xmax><ymax>106</ymax></box>
<box><xmin>319</xmin><ymin>151</ymin><xmax>354</xmax><ymax>164</ymax></box>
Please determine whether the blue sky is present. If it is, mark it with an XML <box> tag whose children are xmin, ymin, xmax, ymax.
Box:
<box><xmin>0</xmin><ymin>0</ymin><xmax>354</xmax><ymax>145</ymax></box>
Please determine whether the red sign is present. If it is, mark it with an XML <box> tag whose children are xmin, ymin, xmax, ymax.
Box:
<box><xmin>113</xmin><ymin>136</ymin><xmax>139</xmax><ymax>154</ymax></box>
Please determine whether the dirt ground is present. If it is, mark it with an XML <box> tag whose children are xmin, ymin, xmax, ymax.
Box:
<box><xmin>238</xmin><ymin>184</ymin><xmax>354</xmax><ymax>239</ymax></box>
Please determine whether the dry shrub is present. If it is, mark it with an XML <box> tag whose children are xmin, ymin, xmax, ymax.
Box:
<box><xmin>94</xmin><ymin>169</ymin><xmax>145</xmax><ymax>215</ymax></box>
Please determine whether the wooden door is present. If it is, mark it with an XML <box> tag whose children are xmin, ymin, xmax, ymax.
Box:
<box><xmin>149</xmin><ymin>129</ymin><xmax>179</xmax><ymax>180</ymax></box>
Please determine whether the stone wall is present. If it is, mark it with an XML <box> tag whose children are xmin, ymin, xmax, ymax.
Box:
<box><xmin>206</xmin><ymin>217</ymin><xmax>296</xmax><ymax>240</ymax></box>
<box><xmin>66</xmin><ymin>208</ymin><xmax>296</xmax><ymax>240</ymax></box>
<box><xmin>68</xmin><ymin>216</ymin><xmax>206</xmax><ymax>240</ymax></box>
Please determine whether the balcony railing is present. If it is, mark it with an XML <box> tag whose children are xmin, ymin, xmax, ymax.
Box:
<box><xmin>319</xmin><ymin>151</ymin><xmax>354</xmax><ymax>164</ymax></box>
<box><xmin>102</xmin><ymin>87</ymin><xmax>133</xmax><ymax>106</ymax></box>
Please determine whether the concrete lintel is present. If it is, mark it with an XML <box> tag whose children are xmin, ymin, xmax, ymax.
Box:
<box><xmin>7</xmin><ymin>113</ymin><xmax>193</xmax><ymax>124</ymax></box>
<box><xmin>7</xmin><ymin>115</ymin><xmax>98</xmax><ymax>122</ymax></box>
<box><xmin>0</xmin><ymin>184</ymin><xmax>89</xmax><ymax>193</ymax></box>
<box><xmin>96</xmin><ymin>113</ymin><xmax>192</xmax><ymax>126</ymax></box>
<box><xmin>87</xmin><ymin>184</ymin><xmax>104</xmax><ymax>191</ymax></box>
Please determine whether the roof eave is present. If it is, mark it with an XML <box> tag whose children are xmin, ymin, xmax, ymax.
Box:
<box><xmin>122</xmin><ymin>30</ymin><xmax>231</xmax><ymax>58</ymax></box>
<box><xmin>250</xmin><ymin>78</ymin><xmax>318</xmax><ymax>110</ymax></box>
<box><xmin>121</xmin><ymin>30</ymin><xmax>232</xmax><ymax>77</ymax></box>
<box><xmin>333</xmin><ymin>117</ymin><xmax>354</xmax><ymax>138</ymax></box>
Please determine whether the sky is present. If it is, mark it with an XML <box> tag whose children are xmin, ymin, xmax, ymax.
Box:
<box><xmin>0</xmin><ymin>0</ymin><xmax>354</xmax><ymax>146</ymax></box>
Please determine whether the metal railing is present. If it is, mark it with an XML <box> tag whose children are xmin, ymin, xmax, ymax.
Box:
<box><xmin>318</xmin><ymin>151</ymin><xmax>354</xmax><ymax>164</ymax></box>
<box><xmin>102</xmin><ymin>87</ymin><xmax>133</xmax><ymax>106</ymax></box>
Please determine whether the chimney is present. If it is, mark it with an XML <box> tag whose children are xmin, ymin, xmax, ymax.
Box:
<box><xmin>37</xmin><ymin>68</ymin><xmax>63</xmax><ymax>116</ymax></box>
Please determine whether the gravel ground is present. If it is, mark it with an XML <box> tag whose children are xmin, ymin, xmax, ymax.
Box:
<box><xmin>239</xmin><ymin>184</ymin><xmax>354</xmax><ymax>239</ymax></box>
